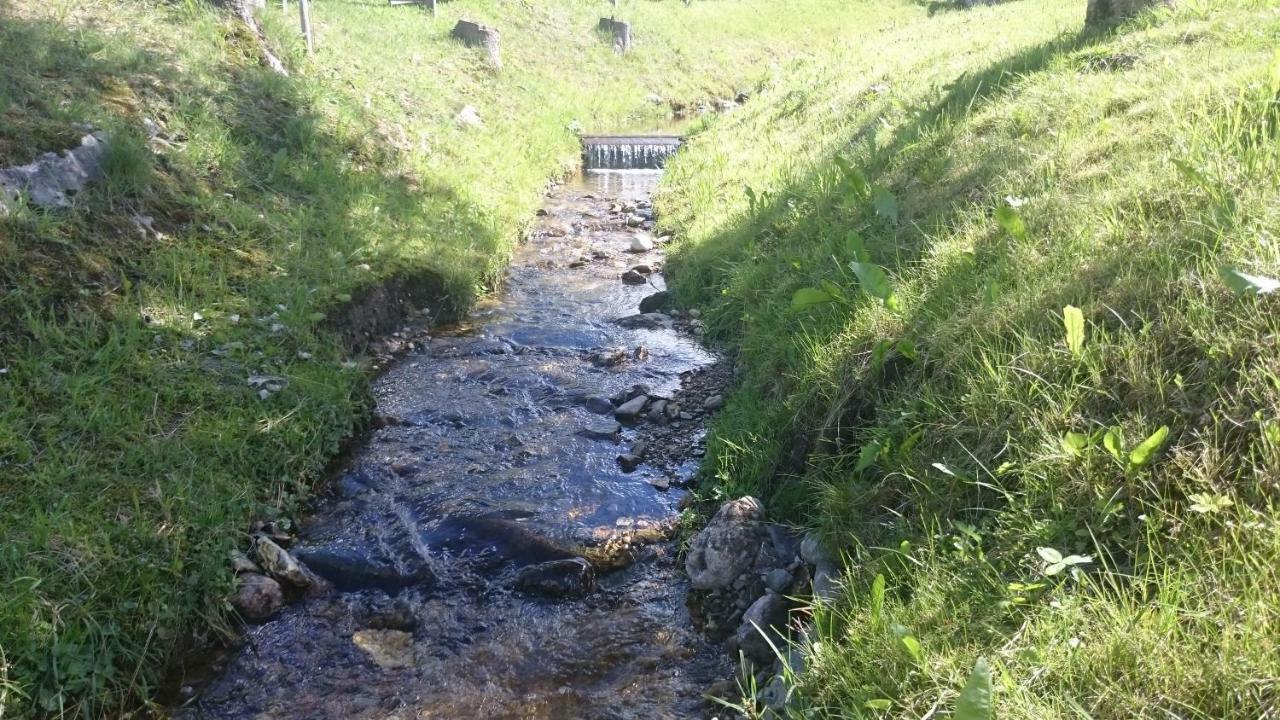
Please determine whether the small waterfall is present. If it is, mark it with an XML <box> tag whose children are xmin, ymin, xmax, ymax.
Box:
<box><xmin>582</xmin><ymin>135</ymin><xmax>682</xmax><ymax>170</ymax></box>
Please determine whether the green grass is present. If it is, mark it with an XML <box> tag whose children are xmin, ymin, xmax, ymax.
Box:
<box><xmin>658</xmin><ymin>0</ymin><xmax>1280</xmax><ymax>716</ymax></box>
<box><xmin>0</xmin><ymin>0</ymin><xmax>894</xmax><ymax>715</ymax></box>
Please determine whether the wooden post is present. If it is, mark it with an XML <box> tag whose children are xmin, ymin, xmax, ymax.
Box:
<box><xmin>299</xmin><ymin>0</ymin><xmax>314</xmax><ymax>55</ymax></box>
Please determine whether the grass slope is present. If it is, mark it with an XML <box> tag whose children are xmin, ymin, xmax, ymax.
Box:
<box><xmin>0</xmin><ymin>0</ymin><xmax>884</xmax><ymax>715</ymax></box>
<box><xmin>659</xmin><ymin>0</ymin><xmax>1280</xmax><ymax>716</ymax></box>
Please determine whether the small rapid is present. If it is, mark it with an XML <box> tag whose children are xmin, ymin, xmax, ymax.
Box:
<box><xmin>173</xmin><ymin>164</ymin><xmax>731</xmax><ymax>719</ymax></box>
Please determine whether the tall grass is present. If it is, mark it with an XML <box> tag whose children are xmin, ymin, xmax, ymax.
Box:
<box><xmin>659</xmin><ymin>0</ymin><xmax>1280</xmax><ymax>716</ymax></box>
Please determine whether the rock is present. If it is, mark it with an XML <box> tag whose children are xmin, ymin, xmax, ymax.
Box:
<box><xmin>352</xmin><ymin>629</ymin><xmax>415</xmax><ymax>669</ymax></box>
<box><xmin>295</xmin><ymin>543</ymin><xmax>434</xmax><ymax>592</ymax></box>
<box><xmin>646</xmin><ymin>399</ymin><xmax>668</xmax><ymax>423</ymax></box>
<box><xmin>614</xmin><ymin>394</ymin><xmax>649</xmax><ymax>422</ymax></box>
<box><xmin>359</xmin><ymin>597</ymin><xmax>418</xmax><ymax>631</ymax></box>
<box><xmin>0</xmin><ymin>132</ymin><xmax>108</xmax><ymax>212</ymax></box>
<box><xmin>685</xmin><ymin>497</ymin><xmax>767</xmax><ymax>590</ymax></box>
<box><xmin>229</xmin><ymin>573</ymin><xmax>284</xmax><ymax>623</ymax></box>
<box><xmin>758</xmin><ymin>675</ymin><xmax>791</xmax><ymax>713</ymax></box>
<box><xmin>513</xmin><ymin>557</ymin><xmax>595</xmax><ymax>597</ymax></box>
<box><xmin>639</xmin><ymin>291</ymin><xmax>670</xmax><ymax>313</ymax></box>
<box><xmin>615</xmin><ymin>313</ymin><xmax>673</xmax><ymax>330</ymax></box>
<box><xmin>813</xmin><ymin>565</ymin><xmax>842</xmax><ymax>602</ymax></box>
<box><xmin>617</xmin><ymin>453</ymin><xmax>643</xmax><ymax>473</ymax></box>
<box><xmin>583</xmin><ymin>395</ymin><xmax>615</xmax><ymax>415</ymax></box>
<box><xmin>731</xmin><ymin>592</ymin><xmax>789</xmax><ymax>663</ymax></box>
<box><xmin>230</xmin><ymin>551</ymin><xmax>261</xmax><ymax>575</ymax></box>
<box><xmin>630</xmin><ymin>264</ymin><xmax>653</xmax><ymax>275</ymax></box>
<box><xmin>800</xmin><ymin>533</ymin><xmax>834</xmax><ymax>567</ymax></box>
<box><xmin>255</xmin><ymin>537</ymin><xmax>325</xmax><ymax>592</ymax></box>
<box><xmin>451</xmin><ymin>19</ymin><xmax>502</xmax><ymax>68</ymax></box>
<box><xmin>455</xmin><ymin>105</ymin><xmax>483</xmax><ymax>127</ymax></box>
<box><xmin>578</xmin><ymin>422</ymin><xmax>622</xmax><ymax>440</ymax></box>
<box><xmin>629</xmin><ymin>234</ymin><xmax>655</xmax><ymax>253</ymax></box>
<box><xmin>630</xmin><ymin>440</ymin><xmax>649</xmax><ymax>457</ymax></box>
<box><xmin>704</xmin><ymin>395</ymin><xmax>725</xmax><ymax>411</ymax></box>
<box><xmin>621</xmin><ymin>269</ymin><xmax>648</xmax><ymax>285</ymax></box>
<box><xmin>764</xmin><ymin>568</ymin><xmax>793</xmax><ymax>594</ymax></box>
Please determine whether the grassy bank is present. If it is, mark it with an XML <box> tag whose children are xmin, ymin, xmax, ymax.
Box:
<box><xmin>0</xmin><ymin>0</ymin><xmax>886</xmax><ymax>715</ymax></box>
<box><xmin>659</xmin><ymin>0</ymin><xmax>1280</xmax><ymax>716</ymax></box>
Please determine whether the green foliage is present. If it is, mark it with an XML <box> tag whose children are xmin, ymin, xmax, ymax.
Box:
<box><xmin>659</xmin><ymin>0</ymin><xmax>1280</xmax><ymax>716</ymax></box>
<box><xmin>955</xmin><ymin>658</ymin><xmax>994</xmax><ymax>720</ymax></box>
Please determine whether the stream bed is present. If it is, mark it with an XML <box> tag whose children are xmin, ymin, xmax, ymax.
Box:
<box><xmin>175</xmin><ymin>169</ymin><xmax>732</xmax><ymax>719</ymax></box>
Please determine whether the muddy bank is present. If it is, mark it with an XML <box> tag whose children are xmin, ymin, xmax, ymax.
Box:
<box><xmin>171</xmin><ymin>170</ymin><xmax>734</xmax><ymax>719</ymax></box>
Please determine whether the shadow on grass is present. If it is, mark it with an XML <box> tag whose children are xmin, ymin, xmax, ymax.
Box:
<box><xmin>0</xmin><ymin>6</ymin><xmax>501</xmax><ymax>717</ymax></box>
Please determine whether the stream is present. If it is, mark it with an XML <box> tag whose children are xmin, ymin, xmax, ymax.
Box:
<box><xmin>175</xmin><ymin>166</ymin><xmax>733</xmax><ymax>719</ymax></box>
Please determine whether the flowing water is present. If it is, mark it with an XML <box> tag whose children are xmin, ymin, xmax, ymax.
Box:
<box><xmin>175</xmin><ymin>166</ymin><xmax>730</xmax><ymax>719</ymax></box>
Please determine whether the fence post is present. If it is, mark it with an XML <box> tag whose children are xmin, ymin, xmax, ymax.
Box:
<box><xmin>299</xmin><ymin>0</ymin><xmax>314</xmax><ymax>55</ymax></box>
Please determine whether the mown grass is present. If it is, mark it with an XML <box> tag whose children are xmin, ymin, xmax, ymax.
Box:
<box><xmin>0</xmin><ymin>0</ymin><xmax>890</xmax><ymax>715</ymax></box>
<box><xmin>659</xmin><ymin>0</ymin><xmax>1280</xmax><ymax>716</ymax></box>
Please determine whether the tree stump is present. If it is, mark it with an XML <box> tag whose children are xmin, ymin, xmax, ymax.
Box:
<box><xmin>598</xmin><ymin>18</ymin><xmax>632</xmax><ymax>54</ymax></box>
<box><xmin>452</xmin><ymin>20</ymin><xmax>502</xmax><ymax>68</ymax></box>
<box><xmin>1086</xmin><ymin>0</ymin><xmax>1175</xmax><ymax>26</ymax></box>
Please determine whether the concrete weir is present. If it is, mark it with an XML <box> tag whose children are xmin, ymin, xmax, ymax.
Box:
<box><xmin>581</xmin><ymin>134</ymin><xmax>682</xmax><ymax>171</ymax></box>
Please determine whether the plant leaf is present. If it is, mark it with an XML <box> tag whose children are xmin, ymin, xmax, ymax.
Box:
<box><xmin>1103</xmin><ymin>428</ymin><xmax>1124</xmax><ymax>461</ymax></box>
<box><xmin>871</xmin><ymin>339</ymin><xmax>893</xmax><ymax>370</ymax></box>
<box><xmin>872</xmin><ymin>185</ymin><xmax>899</xmax><ymax>225</ymax></box>
<box><xmin>1036</xmin><ymin>547</ymin><xmax>1063</xmax><ymax>564</ymax></box>
<box><xmin>845</xmin><ymin>231</ymin><xmax>869</xmax><ymax>262</ymax></box>
<box><xmin>851</xmin><ymin>261</ymin><xmax>894</xmax><ymax>302</ymax></box>
<box><xmin>864</xmin><ymin>699</ymin><xmax>893</xmax><ymax>711</ymax></box>
<box><xmin>1219</xmin><ymin>266</ymin><xmax>1280</xmax><ymax>295</ymax></box>
<box><xmin>856</xmin><ymin>441</ymin><xmax>881</xmax><ymax>473</ymax></box>
<box><xmin>791</xmin><ymin>287</ymin><xmax>835</xmax><ymax>312</ymax></box>
<box><xmin>995</xmin><ymin>206</ymin><xmax>1027</xmax><ymax>241</ymax></box>
<box><xmin>954</xmin><ymin>657</ymin><xmax>994</xmax><ymax>720</ymax></box>
<box><xmin>896</xmin><ymin>339</ymin><xmax>918</xmax><ymax>361</ymax></box>
<box><xmin>1128</xmin><ymin>425</ymin><xmax>1169</xmax><ymax>467</ymax></box>
<box><xmin>869</xmin><ymin>573</ymin><xmax>886</xmax><ymax>624</ymax></box>
<box><xmin>1061</xmin><ymin>431</ymin><xmax>1089</xmax><ymax>456</ymax></box>
<box><xmin>1062</xmin><ymin>305</ymin><xmax>1085</xmax><ymax>356</ymax></box>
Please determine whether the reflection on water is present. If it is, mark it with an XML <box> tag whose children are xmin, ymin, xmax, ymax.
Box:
<box><xmin>179</xmin><ymin>170</ymin><xmax>727</xmax><ymax>719</ymax></box>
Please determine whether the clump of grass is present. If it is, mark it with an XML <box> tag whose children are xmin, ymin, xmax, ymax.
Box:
<box><xmin>660</xmin><ymin>0</ymin><xmax>1280</xmax><ymax>716</ymax></box>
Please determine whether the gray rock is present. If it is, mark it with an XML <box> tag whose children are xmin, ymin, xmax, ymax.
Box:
<box><xmin>455</xmin><ymin>104</ymin><xmax>483</xmax><ymax>128</ymax></box>
<box><xmin>0</xmin><ymin>132</ymin><xmax>108</xmax><ymax>213</ymax></box>
<box><xmin>621</xmin><ymin>269</ymin><xmax>648</xmax><ymax>285</ymax></box>
<box><xmin>513</xmin><ymin>557</ymin><xmax>595</xmax><ymax>597</ymax></box>
<box><xmin>629</xmin><ymin>234</ymin><xmax>654</xmax><ymax>252</ymax></box>
<box><xmin>616</xmin><ymin>453</ymin><xmax>642</xmax><ymax>473</ymax></box>
<box><xmin>685</xmin><ymin>497</ymin><xmax>767</xmax><ymax>590</ymax></box>
<box><xmin>583</xmin><ymin>395</ymin><xmax>614</xmax><ymax>414</ymax></box>
<box><xmin>230</xmin><ymin>551</ymin><xmax>261</xmax><ymax>575</ymax></box>
<box><xmin>639</xmin><ymin>291</ymin><xmax>670</xmax><ymax>313</ymax></box>
<box><xmin>732</xmin><ymin>592</ymin><xmax>788</xmax><ymax>663</ymax></box>
<box><xmin>352</xmin><ymin>629</ymin><xmax>416</xmax><ymax>669</ymax></box>
<box><xmin>813</xmin><ymin>565</ymin><xmax>842</xmax><ymax>602</ymax></box>
<box><xmin>615</xmin><ymin>313</ymin><xmax>673</xmax><ymax>330</ymax></box>
<box><xmin>800</xmin><ymin>533</ymin><xmax>834</xmax><ymax>567</ymax></box>
<box><xmin>295</xmin><ymin>543</ymin><xmax>433</xmax><ymax>592</ymax></box>
<box><xmin>764</xmin><ymin>568</ymin><xmax>793</xmax><ymax>594</ymax></box>
<box><xmin>255</xmin><ymin>537</ymin><xmax>326</xmax><ymax>592</ymax></box>
<box><xmin>646</xmin><ymin>399</ymin><xmax>668</xmax><ymax>423</ymax></box>
<box><xmin>704</xmin><ymin>394</ymin><xmax>725</xmax><ymax>411</ymax></box>
<box><xmin>578</xmin><ymin>422</ymin><xmax>622</xmax><ymax>440</ymax></box>
<box><xmin>230</xmin><ymin>573</ymin><xmax>284</xmax><ymax>623</ymax></box>
<box><xmin>614</xmin><ymin>394</ymin><xmax>648</xmax><ymax>422</ymax></box>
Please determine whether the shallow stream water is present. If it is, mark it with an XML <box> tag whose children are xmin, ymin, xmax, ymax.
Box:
<box><xmin>176</xmin><ymin>170</ymin><xmax>728</xmax><ymax>719</ymax></box>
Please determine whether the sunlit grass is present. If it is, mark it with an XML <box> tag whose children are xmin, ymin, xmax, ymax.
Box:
<box><xmin>660</xmin><ymin>0</ymin><xmax>1280</xmax><ymax>716</ymax></box>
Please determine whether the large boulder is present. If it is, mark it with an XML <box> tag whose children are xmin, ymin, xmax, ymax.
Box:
<box><xmin>1086</xmin><ymin>0</ymin><xmax>1174</xmax><ymax>25</ymax></box>
<box><xmin>685</xmin><ymin>497</ymin><xmax>766</xmax><ymax>590</ymax></box>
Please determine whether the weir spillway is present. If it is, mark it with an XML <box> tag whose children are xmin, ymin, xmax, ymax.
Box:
<box><xmin>581</xmin><ymin>135</ymin><xmax>682</xmax><ymax>171</ymax></box>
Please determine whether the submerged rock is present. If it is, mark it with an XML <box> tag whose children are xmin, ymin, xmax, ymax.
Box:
<box><xmin>295</xmin><ymin>543</ymin><xmax>434</xmax><ymax>592</ymax></box>
<box><xmin>578</xmin><ymin>421</ymin><xmax>622</xmax><ymax>440</ymax></box>
<box><xmin>229</xmin><ymin>573</ymin><xmax>285</xmax><ymax>623</ymax></box>
<box><xmin>685</xmin><ymin>497</ymin><xmax>766</xmax><ymax>590</ymax></box>
<box><xmin>352</xmin><ymin>629</ymin><xmax>416</xmax><ymax>669</ymax></box>
<box><xmin>614</xmin><ymin>393</ymin><xmax>649</xmax><ymax>422</ymax></box>
<box><xmin>616</xmin><ymin>313</ymin><xmax>673</xmax><ymax>330</ymax></box>
<box><xmin>513</xmin><ymin>557</ymin><xmax>595</xmax><ymax>597</ymax></box>
<box><xmin>621</xmin><ymin>269</ymin><xmax>648</xmax><ymax>285</ymax></box>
